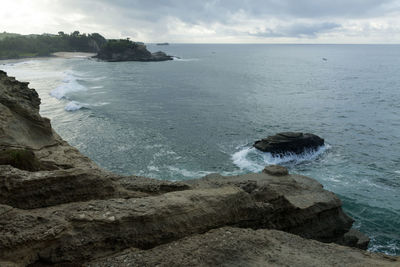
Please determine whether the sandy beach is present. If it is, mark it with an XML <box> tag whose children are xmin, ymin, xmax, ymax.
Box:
<box><xmin>52</xmin><ymin>52</ymin><xmax>96</xmax><ymax>58</ymax></box>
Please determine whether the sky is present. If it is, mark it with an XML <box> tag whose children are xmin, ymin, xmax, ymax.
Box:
<box><xmin>1</xmin><ymin>0</ymin><xmax>400</xmax><ymax>43</ymax></box>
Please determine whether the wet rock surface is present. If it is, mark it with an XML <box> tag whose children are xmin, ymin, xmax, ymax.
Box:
<box><xmin>254</xmin><ymin>132</ymin><xmax>324</xmax><ymax>155</ymax></box>
<box><xmin>0</xmin><ymin>71</ymin><xmax>397</xmax><ymax>266</ymax></box>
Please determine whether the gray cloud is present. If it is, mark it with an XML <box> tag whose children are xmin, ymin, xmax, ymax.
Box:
<box><xmin>74</xmin><ymin>0</ymin><xmax>399</xmax><ymax>21</ymax></box>
<box><xmin>251</xmin><ymin>22</ymin><xmax>342</xmax><ymax>38</ymax></box>
<box><xmin>1</xmin><ymin>0</ymin><xmax>400</xmax><ymax>42</ymax></box>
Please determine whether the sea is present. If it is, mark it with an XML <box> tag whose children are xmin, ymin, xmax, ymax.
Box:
<box><xmin>1</xmin><ymin>44</ymin><xmax>399</xmax><ymax>255</ymax></box>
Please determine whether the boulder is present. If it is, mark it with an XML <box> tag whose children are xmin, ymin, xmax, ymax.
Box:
<box><xmin>337</xmin><ymin>228</ymin><xmax>371</xmax><ymax>250</ymax></box>
<box><xmin>254</xmin><ymin>132</ymin><xmax>324</xmax><ymax>154</ymax></box>
<box><xmin>262</xmin><ymin>165</ymin><xmax>289</xmax><ymax>176</ymax></box>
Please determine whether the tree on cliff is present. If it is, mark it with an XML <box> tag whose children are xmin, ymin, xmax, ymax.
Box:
<box><xmin>0</xmin><ymin>31</ymin><xmax>107</xmax><ymax>59</ymax></box>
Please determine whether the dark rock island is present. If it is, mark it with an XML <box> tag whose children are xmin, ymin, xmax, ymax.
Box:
<box><xmin>0</xmin><ymin>70</ymin><xmax>398</xmax><ymax>266</ymax></box>
<box><xmin>95</xmin><ymin>39</ymin><xmax>173</xmax><ymax>62</ymax></box>
<box><xmin>254</xmin><ymin>132</ymin><xmax>325</xmax><ymax>154</ymax></box>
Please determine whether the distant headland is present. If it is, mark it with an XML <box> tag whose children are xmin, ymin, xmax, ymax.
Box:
<box><xmin>0</xmin><ymin>31</ymin><xmax>172</xmax><ymax>62</ymax></box>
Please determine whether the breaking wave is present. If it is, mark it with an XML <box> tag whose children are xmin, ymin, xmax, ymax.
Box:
<box><xmin>167</xmin><ymin>166</ymin><xmax>213</xmax><ymax>178</ymax></box>
<box><xmin>172</xmin><ymin>57</ymin><xmax>199</xmax><ymax>62</ymax></box>
<box><xmin>64</xmin><ymin>101</ymin><xmax>88</xmax><ymax>112</ymax></box>
<box><xmin>232</xmin><ymin>145</ymin><xmax>330</xmax><ymax>172</ymax></box>
<box><xmin>50</xmin><ymin>71</ymin><xmax>86</xmax><ymax>99</ymax></box>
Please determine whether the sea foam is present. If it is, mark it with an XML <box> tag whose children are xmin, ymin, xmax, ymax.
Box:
<box><xmin>50</xmin><ymin>71</ymin><xmax>86</xmax><ymax>99</ymax></box>
<box><xmin>172</xmin><ymin>57</ymin><xmax>199</xmax><ymax>62</ymax></box>
<box><xmin>167</xmin><ymin>166</ymin><xmax>213</xmax><ymax>178</ymax></box>
<box><xmin>64</xmin><ymin>101</ymin><xmax>88</xmax><ymax>111</ymax></box>
<box><xmin>232</xmin><ymin>145</ymin><xmax>329</xmax><ymax>172</ymax></box>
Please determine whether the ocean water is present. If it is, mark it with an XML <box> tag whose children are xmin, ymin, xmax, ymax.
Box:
<box><xmin>1</xmin><ymin>44</ymin><xmax>399</xmax><ymax>255</ymax></box>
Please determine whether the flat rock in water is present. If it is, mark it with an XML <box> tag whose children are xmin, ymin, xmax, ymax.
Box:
<box><xmin>254</xmin><ymin>132</ymin><xmax>324</xmax><ymax>155</ymax></box>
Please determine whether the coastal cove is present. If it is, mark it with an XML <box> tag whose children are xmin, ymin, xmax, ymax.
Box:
<box><xmin>1</xmin><ymin>44</ymin><xmax>400</xmax><ymax>257</ymax></box>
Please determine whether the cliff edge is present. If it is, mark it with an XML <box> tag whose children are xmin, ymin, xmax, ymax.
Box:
<box><xmin>95</xmin><ymin>39</ymin><xmax>173</xmax><ymax>62</ymax></box>
<box><xmin>0</xmin><ymin>70</ymin><xmax>398</xmax><ymax>266</ymax></box>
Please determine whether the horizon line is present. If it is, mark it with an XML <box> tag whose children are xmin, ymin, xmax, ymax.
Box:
<box><xmin>2</xmin><ymin>31</ymin><xmax>400</xmax><ymax>46</ymax></box>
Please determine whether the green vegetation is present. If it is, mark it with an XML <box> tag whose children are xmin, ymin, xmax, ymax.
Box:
<box><xmin>96</xmin><ymin>38</ymin><xmax>151</xmax><ymax>60</ymax></box>
<box><xmin>0</xmin><ymin>31</ymin><xmax>107</xmax><ymax>59</ymax></box>
<box><xmin>0</xmin><ymin>149</ymin><xmax>41</xmax><ymax>171</ymax></box>
<box><xmin>0</xmin><ymin>32</ymin><xmax>21</xmax><ymax>40</ymax></box>
<box><xmin>99</xmin><ymin>39</ymin><xmax>147</xmax><ymax>53</ymax></box>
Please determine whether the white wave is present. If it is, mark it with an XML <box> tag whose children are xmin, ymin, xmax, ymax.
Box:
<box><xmin>90</xmin><ymin>85</ymin><xmax>104</xmax><ymax>89</ymax></box>
<box><xmin>1</xmin><ymin>62</ymin><xmax>63</xmax><ymax>81</ymax></box>
<box><xmin>232</xmin><ymin>148</ymin><xmax>264</xmax><ymax>172</ymax></box>
<box><xmin>147</xmin><ymin>165</ymin><xmax>160</xmax><ymax>172</ymax></box>
<box><xmin>64</xmin><ymin>101</ymin><xmax>87</xmax><ymax>111</ymax></box>
<box><xmin>172</xmin><ymin>57</ymin><xmax>199</xmax><ymax>62</ymax></box>
<box><xmin>232</xmin><ymin>145</ymin><xmax>330</xmax><ymax>172</ymax></box>
<box><xmin>167</xmin><ymin>166</ymin><xmax>213</xmax><ymax>178</ymax></box>
<box><xmin>154</xmin><ymin>150</ymin><xmax>177</xmax><ymax>158</ymax></box>
<box><xmin>50</xmin><ymin>71</ymin><xmax>86</xmax><ymax>99</ymax></box>
<box><xmin>91</xmin><ymin>102</ymin><xmax>110</xmax><ymax>107</ymax></box>
<box><xmin>80</xmin><ymin>76</ymin><xmax>106</xmax><ymax>81</ymax></box>
<box><xmin>2</xmin><ymin>60</ymin><xmax>40</xmax><ymax>67</ymax></box>
<box><xmin>369</xmin><ymin>239</ymin><xmax>399</xmax><ymax>256</ymax></box>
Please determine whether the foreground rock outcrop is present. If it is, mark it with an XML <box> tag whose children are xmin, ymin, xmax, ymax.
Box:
<box><xmin>0</xmin><ymin>70</ymin><xmax>398</xmax><ymax>266</ymax></box>
<box><xmin>88</xmin><ymin>227</ymin><xmax>398</xmax><ymax>267</ymax></box>
<box><xmin>254</xmin><ymin>132</ymin><xmax>325</xmax><ymax>154</ymax></box>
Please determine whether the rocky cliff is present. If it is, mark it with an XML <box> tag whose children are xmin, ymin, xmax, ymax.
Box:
<box><xmin>95</xmin><ymin>40</ymin><xmax>173</xmax><ymax>62</ymax></box>
<box><xmin>0</xmin><ymin>70</ymin><xmax>398</xmax><ymax>266</ymax></box>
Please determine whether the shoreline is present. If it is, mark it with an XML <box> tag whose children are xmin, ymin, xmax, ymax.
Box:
<box><xmin>51</xmin><ymin>52</ymin><xmax>96</xmax><ymax>59</ymax></box>
<box><xmin>0</xmin><ymin>52</ymin><xmax>95</xmax><ymax>62</ymax></box>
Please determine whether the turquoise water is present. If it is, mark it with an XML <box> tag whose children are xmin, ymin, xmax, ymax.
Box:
<box><xmin>1</xmin><ymin>44</ymin><xmax>399</xmax><ymax>255</ymax></box>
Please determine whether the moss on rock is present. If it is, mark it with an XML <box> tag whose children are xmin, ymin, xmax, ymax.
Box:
<box><xmin>0</xmin><ymin>149</ymin><xmax>41</xmax><ymax>171</ymax></box>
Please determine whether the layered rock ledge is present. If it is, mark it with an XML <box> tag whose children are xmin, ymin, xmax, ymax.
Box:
<box><xmin>0</xmin><ymin>70</ymin><xmax>398</xmax><ymax>266</ymax></box>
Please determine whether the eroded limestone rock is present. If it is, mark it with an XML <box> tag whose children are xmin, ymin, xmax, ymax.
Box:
<box><xmin>87</xmin><ymin>227</ymin><xmax>398</xmax><ymax>267</ymax></box>
<box><xmin>262</xmin><ymin>164</ymin><xmax>289</xmax><ymax>176</ymax></box>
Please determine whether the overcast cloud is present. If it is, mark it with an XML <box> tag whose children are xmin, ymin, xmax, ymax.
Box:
<box><xmin>1</xmin><ymin>0</ymin><xmax>400</xmax><ymax>43</ymax></box>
